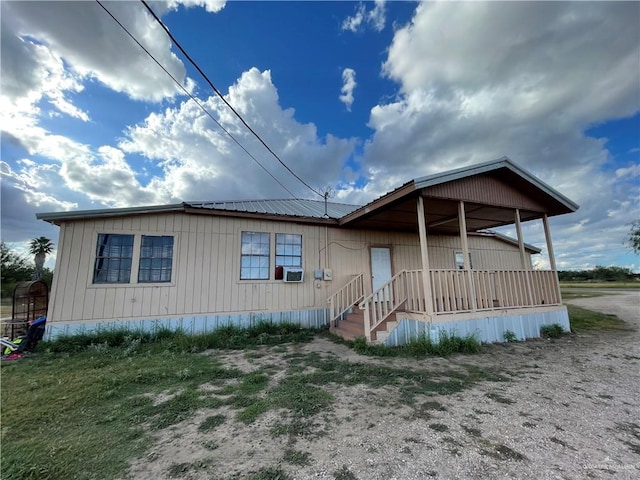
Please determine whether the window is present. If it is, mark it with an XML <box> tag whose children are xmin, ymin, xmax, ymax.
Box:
<box><xmin>241</xmin><ymin>232</ymin><xmax>270</xmax><ymax>280</ymax></box>
<box><xmin>93</xmin><ymin>234</ymin><xmax>134</xmax><ymax>283</ymax></box>
<box><xmin>455</xmin><ymin>251</ymin><xmax>472</xmax><ymax>270</ymax></box>
<box><xmin>276</xmin><ymin>234</ymin><xmax>302</xmax><ymax>267</ymax></box>
<box><xmin>138</xmin><ymin>236</ymin><xmax>174</xmax><ymax>283</ymax></box>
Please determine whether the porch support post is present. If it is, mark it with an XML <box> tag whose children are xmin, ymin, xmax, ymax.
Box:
<box><xmin>542</xmin><ymin>214</ymin><xmax>562</xmax><ymax>303</ymax></box>
<box><xmin>417</xmin><ymin>196</ymin><xmax>434</xmax><ymax>315</ymax></box>
<box><xmin>458</xmin><ymin>201</ymin><xmax>476</xmax><ymax>311</ymax></box>
<box><xmin>515</xmin><ymin>209</ymin><xmax>534</xmax><ymax>305</ymax></box>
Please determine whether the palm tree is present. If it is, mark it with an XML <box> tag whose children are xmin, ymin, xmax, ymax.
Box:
<box><xmin>29</xmin><ymin>236</ymin><xmax>54</xmax><ymax>280</ymax></box>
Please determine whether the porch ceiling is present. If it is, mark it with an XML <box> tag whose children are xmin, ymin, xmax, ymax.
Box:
<box><xmin>338</xmin><ymin>194</ymin><xmax>543</xmax><ymax>233</ymax></box>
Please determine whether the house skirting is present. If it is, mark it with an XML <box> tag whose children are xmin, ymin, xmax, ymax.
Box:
<box><xmin>43</xmin><ymin>308</ymin><xmax>330</xmax><ymax>341</ymax></box>
<box><xmin>384</xmin><ymin>306</ymin><xmax>570</xmax><ymax>346</ymax></box>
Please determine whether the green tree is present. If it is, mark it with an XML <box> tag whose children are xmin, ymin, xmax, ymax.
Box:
<box><xmin>1</xmin><ymin>242</ymin><xmax>34</xmax><ymax>301</ymax></box>
<box><xmin>629</xmin><ymin>220</ymin><xmax>640</xmax><ymax>255</ymax></box>
<box><xmin>29</xmin><ymin>236</ymin><xmax>54</xmax><ymax>280</ymax></box>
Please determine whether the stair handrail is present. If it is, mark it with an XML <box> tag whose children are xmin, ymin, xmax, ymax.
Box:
<box><xmin>358</xmin><ymin>270</ymin><xmax>409</xmax><ymax>341</ymax></box>
<box><xmin>327</xmin><ymin>273</ymin><xmax>365</xmax><ymax>326</ymax></box>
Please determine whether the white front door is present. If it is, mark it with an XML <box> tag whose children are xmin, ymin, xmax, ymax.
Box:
<box><xmin>370</xmin><ymin>247</ymin><xmax>392</xmax><ymax>294</ymax></box>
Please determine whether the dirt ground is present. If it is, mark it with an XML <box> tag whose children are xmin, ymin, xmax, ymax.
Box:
<box><xmin>127</xmin><ymin>290</ymin><xmax>640</xmax><ymax>480</ymax></box>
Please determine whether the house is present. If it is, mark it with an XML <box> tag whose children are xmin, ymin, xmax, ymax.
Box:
<box><xmin>37</xmin><ymin>157</ymin><xmax>578</xmax><ymax>345</ymax></box>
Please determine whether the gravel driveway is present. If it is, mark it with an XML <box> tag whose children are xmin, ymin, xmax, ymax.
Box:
<box><xmin>129</xmin><ymin>290</ymin><xmax>640</xmax><ymax>480</ymax></box>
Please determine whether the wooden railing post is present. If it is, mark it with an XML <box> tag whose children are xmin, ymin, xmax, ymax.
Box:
<box><xmin>417</xmin><ymin>197</ymin><xmax>434</xmax><ymax>315</ymax></box>
<box><xmin>515</xmin><ymin>209</ymin><xmax>534</xmax><ymax>305</ymax></box>
<box><xmin>542</xmin><ymin>214</ymin><xmax>562</xmax><ymax>304</ymax></box>
<box><xmin>363</xmin><ymin>303</ymin><xmax>372</xmax><ymax>342</ymax></box>
<box><xmin>458</xmin><ymin>201</ymin><xmax>477</xmax><ymax>311</ymax></box>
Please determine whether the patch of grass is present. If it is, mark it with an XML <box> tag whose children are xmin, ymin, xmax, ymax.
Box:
<box><xmin>549</xmin><ymin>436</ymin><xmax>569</xmax><ymax>448</ymax></box>
<box><xmin>283</xmin><ymin>449</ymin><xmax>312</xmax><ymax>466</ymax></box>
<box><xmin>429</xmin><ymin>423</ymin><xmax>449</xmax><ymax>432</ymax></box>
<box><xmin>404</xmin><ymin>436</ymin><xmax>424</xmax><ymax>444</ymax></box>
<box><xmin>167</xmin><ymin>462</ymin><xmax>192</xmax><ymax>477</ymax></box>
<box><xmin>540</xmin><ymin>323</ymin><xmax>565</xmax><ymax>338</ymax></box>
<box><xmin>237</xmin><ymin>399</ymin><xmax>271</xmax><ymax>423</ymax></box>
<box><xmin>351</xmin><ymin>331</ymin><xmax>481</xmax><ymax>358</ymax></box>
<box><xmin>567</xmin><ymin>304</ymin><xmax>627</xmax><ymax>331</ymax></box>
<box><xmin>198</xmin><ymin>414</ymin><xmax>226</xmax><ymax>432</ymax></box>
<box><xmin>251</xmin><ymin>466</ymin><xmax>292</xmax><ymax>480</ymax></box>
<box><xmin>461</xmin><ymin>425</ymin><xmax>482</xmax><ymax>437</ymax></box>
<box><xmin>202</xmin><ymin>440</ymin><xmax>219</xmax><ymax>450</ymax></box>
<box><xmin>1</xmin><ymin>326</ymin><xmax>511</xmax><ymax>480</ymax></box>
<box><xmin>0</xmin><ymin>349</ymin><xmax>240</xmax><ymax>480</ymax></box>
<box><xmin>560</xmin><ymin>291</ymin><xmax>607</xmax><ymax>299</ymax></box>
<box><xmin>333</xmin><ymin>465</ymin><xmax>358</xmax><ymax>480</ymax></box>
<box><xmin>480</xmin><ymin>444</ymin><xmax>527</xmax><ymax>461</ymax></box>
<box><xmin>560</xmin><ymin>282</ymin><xmax>639</xmax><ymax>289</ymax></box>
<box><xmin>42</xmin><ymin>321</ymin><xmax>316</xmax><ymax>354</ymax></box>
<box><xmin>485</xmin><ymin>392</ymin><xmax>515</xmax><ymax>405</ymax></box>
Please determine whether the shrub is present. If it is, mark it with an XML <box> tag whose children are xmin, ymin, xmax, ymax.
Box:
<box><xmin>503</xmin><ymin>330</ymin><xmax>518</xmax><ymax>342</ymax></box>
<box><xmin>352</xmin><ymin>330</ymin><xmax>481</xmax><ymax>357</ymax></box>
<box><xmin>42</xmin><ymin>322</ymin><xmax>315</xmax><ymax>354</ymax></box>
<box><xmin>540</xmin><ymin>323</ymin><xmax>565</xmax><ymax>338</ymax></box>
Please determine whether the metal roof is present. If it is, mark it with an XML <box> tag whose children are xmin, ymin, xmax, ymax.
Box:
<box><xmin>185</xmin><ymin>199</ymin><xmax>361</xmax><ymax>219</ymax></box>
<box><xmin>36</xmin><ymin>204</ymin><xmax>185</xmax><ymax>224</ymax></box>
<box><xmin>36</xmin><ymin>199</ymin><xmax>361</xmax><ymax>224</ymax></box>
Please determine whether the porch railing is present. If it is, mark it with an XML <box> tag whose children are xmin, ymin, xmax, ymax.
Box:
<box><xmin>430</xmin><ymin>269</ymin><xmax>561</xmax><ymax>314</ymax></box>
<box><xmin>356</xmin><ymin>268</ymin><xmax>560</xmax><ymax>341</ymax></box>
<box><xmin>358</xmin><ymin>270</ymin><xmax>424</xmax><ymax>341</ymax></box>
<box><xmin>328</xmin><ymin>274</ymin><xmax>365</xmax><ymax>327</ymax></box>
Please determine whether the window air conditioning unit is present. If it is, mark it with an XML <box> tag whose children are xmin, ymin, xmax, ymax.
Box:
<box><xmin>282</xmin><ymin>267</ymin><xmax>304</xmax><ymax>283</ymax></box>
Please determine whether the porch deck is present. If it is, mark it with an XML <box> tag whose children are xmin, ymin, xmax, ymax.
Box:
<box><xmin>329</xmin><ymin>268</ymin><xmax>562</xmax><ymax>343</ymax></box>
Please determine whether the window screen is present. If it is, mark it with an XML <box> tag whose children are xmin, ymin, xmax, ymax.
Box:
<box><xmin>276</xmin><ymin>233</ymin><xmax>302</xmax><ymax>267</ymax></box>
<box><xmin>93</xmin><ymin>234</ymin><xmax>134</xmax><ymax>283</ymax></box>
<box><xmin>241</xmin><ymin>232</ymin><xmax>270</xmax><ymax>280</ymax></box>
<box><xmin>138</xmin><ymin>235</ymin><xmax>173</xmax><ymax>283</ymax></box>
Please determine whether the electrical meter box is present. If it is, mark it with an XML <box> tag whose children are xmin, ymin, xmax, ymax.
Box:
<box><xmin>323</xmin><ymin>269</ymin><xmax>333</xmax><ymax>281</ymax></box>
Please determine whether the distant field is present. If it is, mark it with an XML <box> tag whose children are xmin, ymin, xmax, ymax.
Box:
<box><xmin>560</xmin><ymin>282</ymin><xmax>640</xmax><ymax>289</ymax></box>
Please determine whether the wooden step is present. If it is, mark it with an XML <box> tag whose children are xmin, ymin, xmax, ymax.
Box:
<box><xmin>331</xmin><ymin>310</ymin><xmax>365</xmax><ymax>341</ymax></box>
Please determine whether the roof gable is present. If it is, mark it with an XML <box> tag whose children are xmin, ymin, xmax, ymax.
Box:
<box><xmin>340</xmin><ymin>157</ymin><xmax>578</xmax><ymax>231</ymax></box>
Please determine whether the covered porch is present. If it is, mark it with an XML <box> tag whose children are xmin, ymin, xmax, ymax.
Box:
<box><xmin>328</xmin><ymin>158</ymin><xmax>578</xmax><ymax>344</ymax></box>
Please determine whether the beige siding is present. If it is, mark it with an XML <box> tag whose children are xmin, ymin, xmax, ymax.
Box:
<box><xmin>426</xmin><ymin>174</ymin><xmax>545</xmax><ymax>211</ymax></box>
<box><xmin>48</xmin><ymin>213</ymin><xmax>533</xmax><ymax>323</ymax></box>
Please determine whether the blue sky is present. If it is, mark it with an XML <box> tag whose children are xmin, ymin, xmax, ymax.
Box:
<box><xmin>1</xmin><ymin>0</ymin><xmax>639</xmax><ymax>271</ymax></box>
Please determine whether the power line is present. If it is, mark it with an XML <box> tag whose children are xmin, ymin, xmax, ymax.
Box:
<box><xmin>94</xmin><ymin>0</ymin><xmax>296</xmax><ymax>198</ymax></box>
<box><xmin>140</xmin><ymin>0</ymin><xmax>324</xmax><ymax>198</ymax></box>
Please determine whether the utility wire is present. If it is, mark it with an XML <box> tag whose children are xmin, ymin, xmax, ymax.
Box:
<box><xmin>140</xmin><ymin>0</ymin><xmax>324</xmax><ymax>198</ymax></box>
<box><xmin>95</xmin><ymin>0</ymin><xmax>296</xmax><ymax>198</ymax></box>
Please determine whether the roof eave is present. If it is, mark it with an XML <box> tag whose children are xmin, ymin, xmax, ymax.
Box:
<box><xmin>339</xmin><ymin>182</ymin><xmax>418</xmax><ymax>226</ymax></box>
<box><xmin>36</xmin><ymin>203</ymin><xmax>186</xmax><ymax>224</ymax></box>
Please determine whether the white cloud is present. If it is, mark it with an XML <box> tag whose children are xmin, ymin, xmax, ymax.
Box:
<box><xmin>616</xmin><ymin>164</ymin><xmax>640</xmax><ymax>179</ymax></box>
<box><xmin>0</xmin><ymin>23</ymin><xmax>89</xmax><ymax>121</ymax></box>
<box><xmin>348</xmin><ymin>1</ymin><xmax>640</xmax><ymax>269</ymax></box>
<box><xmin>342</xmin><ymin>1</ymin><xmax>386</xmax><ymax>33</ymax></box>
<box><xmin>167</xmin><ymin>0</ymin><xmax>226</xmax><ymax>14</ymax></box>
<box><xmin>368</xmin><ymin>0</ymin><xmax>386</xmax><ymax>32</ymax></box>
<box><xmin>0</xmin><ymin>1</ymin><xmax>217</xmax><ymax>105</ymax></box>
<box><xmin>120</xmin><ymin>68</ymin><xmax>357</xmax><ymax>201</ymax></box>
<box><xmin>339</xmin><ymin>68</ymin><xmax>357</xmax><ymax>111</ymax></box>
<box><xmin>342</xmin><ymin>4</ymin><xmax>366</xmax><ymax>33</ymax></box>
